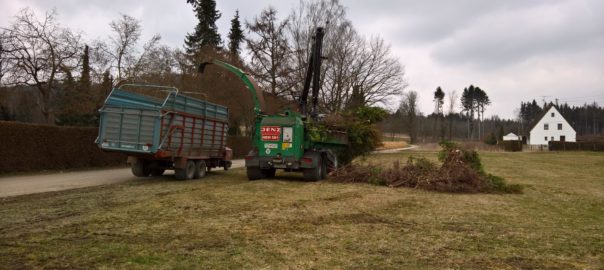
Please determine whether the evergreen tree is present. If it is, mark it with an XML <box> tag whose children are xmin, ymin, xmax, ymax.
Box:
<box><xmin>433</xmin><ymin>86</ymin><xmax>445</xmax><ymax>115</ymax></box>
<box><xmin>433</xmin><ymin>86</ymin><xmax>445</xmax><ymax>139</ymax></box>
<box><xmin>79</xmin><ymin>45</ymin><xmax>92</xmax><ymax>96</ymax></box>
<box><xmin>461</xmin><ymin>85</ymin><xmax>476</xmax><ymax>139</ymax></box>
<box><xmin>227</xmin><ymin>10</ymin><xmax>244</xmax><ymax>58</ymax></box>
<box><xmin>184</xmin><ymin>0</ymin><xmax>222</xmax><ymax>54</ymax></box>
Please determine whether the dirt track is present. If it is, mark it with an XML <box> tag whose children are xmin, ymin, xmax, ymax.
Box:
<box><xmin>0</xmin><ymin>159</ymin><xmax>244</xmax><ymax>198</ymax></box>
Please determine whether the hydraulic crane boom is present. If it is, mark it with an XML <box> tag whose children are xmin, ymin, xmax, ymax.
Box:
<box><xmin>299</xmin><ymin>27</ymin><xmax>325</xmax><ymax>119</ymax></box>
<box><xmin>199</xmin><ymin>59</ymin><xmax>265</xmax><ymax>115</ymax></box>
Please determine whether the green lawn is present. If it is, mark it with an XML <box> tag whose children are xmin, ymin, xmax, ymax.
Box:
<box><xmin>1</xmin><ymin>151</ymin><xmax>602</xmax><ymax>269</ymax></box>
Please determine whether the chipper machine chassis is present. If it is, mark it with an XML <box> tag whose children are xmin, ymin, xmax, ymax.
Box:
<box><xmin>200</xmin><ymin>27</ymin><xmax>348</xmax><ymax>181</ymax></box>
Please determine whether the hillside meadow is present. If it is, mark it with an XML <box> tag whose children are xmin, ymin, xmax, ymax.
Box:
<box><xmin>0</xmin><ymin>151</ymin><xmax>602</xmax><ymax>269</ymax></box>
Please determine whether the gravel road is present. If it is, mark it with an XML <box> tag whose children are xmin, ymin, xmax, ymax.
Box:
<box><xmin>0</xmin><ymin>159</ymin><xmax>245</xmax><ymax>198</ymax></box>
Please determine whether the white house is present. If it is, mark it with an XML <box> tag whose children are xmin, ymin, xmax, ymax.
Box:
<box><xmin>529</xmin><ymin>105</ymin><xmax>576</xmax><ymax>145</ymax></box>
<box><xmin>503</xmin><ymin>132</ymin><xmax>521</xmax><ymax>141</ymax></box>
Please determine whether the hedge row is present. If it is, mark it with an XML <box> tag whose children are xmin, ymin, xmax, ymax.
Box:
<box><xmin>227</xmin><ymin>136</ymin><xmax>252</xmax><ymax>158</ymax></box>
<box><xmin>500</xmin><ymin>140</ymin><xmax>522</xmax><ymax>152</ymax></box>
<box><xmin>0</xmin><ymin>121</ymin><xmax>126</xmax><ymax>174</ymax></box>
<box><xmin>548</xmin><ymin>141</ymin><xmax>604</xmax><ymax>151</ymax></box>
<box><xmin>0</xmin><ymin>121</ymin><xmax>253</xmax><ymax>174</ymax></box>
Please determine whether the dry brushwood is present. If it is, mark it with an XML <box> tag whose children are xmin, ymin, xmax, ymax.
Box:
<box><xmin>329</xmin><ymin>149</ymin><xmax>521</xmax><ymax>194</ymax></box>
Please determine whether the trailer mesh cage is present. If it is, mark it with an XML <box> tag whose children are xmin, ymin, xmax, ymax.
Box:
<box><xmin>96</xmin><ymin>84</ymin><xmax>229</xmax><ymax>158</ymax></box>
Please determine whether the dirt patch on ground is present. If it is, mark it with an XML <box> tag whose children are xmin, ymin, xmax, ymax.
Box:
<box><xmin>377</xmin><ymin>141</ymin><xmax>409</xmax><ymax>150</ymax></box>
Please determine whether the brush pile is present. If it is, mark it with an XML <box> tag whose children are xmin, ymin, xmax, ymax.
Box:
<box><xmin>330</xmin><ymin>141</ymin><xmax>523</xmax><ymax>194</ymax></box>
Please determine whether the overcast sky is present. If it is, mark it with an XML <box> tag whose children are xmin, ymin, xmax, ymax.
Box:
<box><xmin>1</xmin><ymin>0</ymin><xmax>603</xmax><ymax>119</ymax></box>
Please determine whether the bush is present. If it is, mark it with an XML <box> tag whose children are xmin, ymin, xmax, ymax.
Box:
<box><xmin>484</xmin><ymin>132</ymin><xmax>497</xmax><ymax>145</ymax></box>
<box><xmin>314</xmin><ymin>106</ymin><xmax>387</xmax><ymax>165</ymax></box>
<box><xmin>548</xmin><ymin>141</ymin><xmax>604</xmax><ymax>151</ymax></box>
<box><xmin>330</xmin><ymin>141</ymin><xmax>523</xmax><ymax>194</ymax></box>
<box><xmin>0</xmin><ymin>121</ymin><xmax>126</xmax><ymax>174</ymax></box>
<box><xmin>501</xmin><ymin>140</ymin><xmax>523</xmax><ymax>152</ymax></box>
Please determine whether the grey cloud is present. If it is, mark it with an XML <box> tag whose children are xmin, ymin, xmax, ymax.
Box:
<box><xmin>430</xmin><ymin>0</ymin><xmax>604</xmax><ymax>69</ymax></box>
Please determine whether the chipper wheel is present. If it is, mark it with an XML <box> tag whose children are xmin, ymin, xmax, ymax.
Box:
<box><xmin>303</xmin><ymin>156</ymin><xmax>323</xmax><ymax>181</ymax></box>
<box><xmin>247</xmin><ymin>167</ymin><xmax>265</xmax><ymax>180</ymax></box>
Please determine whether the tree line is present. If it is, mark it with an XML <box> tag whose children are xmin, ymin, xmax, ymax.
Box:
<box><xmin>519</xmin><ymin>100</ymin><xmax>604</xmax><ymax>138</ymax></box>
<box><xmin>383</xmin><ymin>89</ymin><xmax>603</xmax><ymax>144</ymax></box>
<box><xmin>393</xmin><ymin>85</ymin><xmax>496</xmax><ymax>143</ymax></box>
<box><xmin>0</xmin><ymin>0</ymin><xmax>406</xmax><ymax>130</ymax></box>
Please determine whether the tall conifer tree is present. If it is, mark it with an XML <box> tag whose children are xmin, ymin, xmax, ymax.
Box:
<box><xmin>228</xmin><ymin>10</ymin><xmax>244</xmax><ymax>58</ymax></box>
<box><xmin>184</xmin><ymin>0</ymin><xmax>222</xmax><ymax>54</ymax></box>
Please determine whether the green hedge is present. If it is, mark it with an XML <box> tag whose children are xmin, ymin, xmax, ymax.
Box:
<box><xmin>548</xmin><ymin>141</ymin><xmax>604</xmax><ymax>151</ymax></box>
<box><xmin>0</xmin><ymin>121</ymin><xmax>253</xmax><ymax>174</ymax></box>
<box><xmin>227</xmin><ymin>136</ymin><xmax>252</xmax><ymax>158</ymax></box>
<box><xmin>0</xmin><ymin>121</ymin><xmax>126</xmax><ymax>174</ymax></box>
<box><xmin>501</xmin><ymin>140</ymin><xmax>522</xmax><ymax>152</ymax></box>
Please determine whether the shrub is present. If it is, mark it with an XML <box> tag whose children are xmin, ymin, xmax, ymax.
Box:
<box><xmin>484</xmin><ymin>132</ymin><xmax>497</xmax><ymax>145</ymax></box>
<box><xmin>330</xmin><ymin>141</ymin><xmax>523</xmax><ymax>194</ymax></box>
<box><xmin>314</xmin><ymin>106</ymin><xmax>387</xmax><ymax>165</ymax></box>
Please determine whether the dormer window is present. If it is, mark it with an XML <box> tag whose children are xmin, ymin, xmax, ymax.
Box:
<box><xmin>544</xmin><ymin>124</ymin><xmax>549</xmax><ymax>130</ymax></box>
<box><xmin>551</xmin><ymin>113</ymin><xmax>555</xmax><ymax>117</ymax></box>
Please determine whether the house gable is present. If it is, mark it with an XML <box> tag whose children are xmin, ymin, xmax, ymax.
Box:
<box><xmin>529</xmin><ymin>106</ymin><xmax>576</xmax><ymax>145</ymax></box>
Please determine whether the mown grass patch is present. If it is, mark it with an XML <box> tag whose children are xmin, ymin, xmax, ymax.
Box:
<box><xmin>0</xmin><ymin>151</ymin><xmax>602</xmax><ymax>269</ymax></box>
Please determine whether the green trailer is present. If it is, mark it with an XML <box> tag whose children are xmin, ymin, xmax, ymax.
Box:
<box><xmin>96</xmin><ymin>84</ymin><xmax>232</xmax><ymax>180</ymax></box>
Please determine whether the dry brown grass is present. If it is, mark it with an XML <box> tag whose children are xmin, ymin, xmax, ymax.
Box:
<box><xmin>0</xmin><ymin>151</ymin><xmax>602</xmax><ymax>269</ymax></box>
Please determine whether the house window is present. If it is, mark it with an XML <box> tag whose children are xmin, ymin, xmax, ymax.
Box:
<box><xmin>558</xmin><ymin>123</ymin><xmax>562</xmax><ymax>130</ymax></box>
<box><xmin>544</xmin><ymin>123</ymin><xmax>549</xmax><ymax>130</ymax></box>
<box><xmin>544</xmin><ymin>136</ymin><xmax>548</xmax><ymax>141</ymax></box>
<box><xmin>551</xmin><ymin>113</ymin><xmax>555</xmax><ymax>117</ymax></box>
<box><xmin>551</xmin><ymin>136</ymin><xmax>554</xmax><ymax>141</ymax></box>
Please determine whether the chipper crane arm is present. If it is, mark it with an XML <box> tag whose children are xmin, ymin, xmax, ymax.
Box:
<box><xmin>199</xmin><ymin>59</ymin><xmax>265</xmax><ymax>115</ymax></box>
<box><xmin>299</xmin><ymin>27</ymin><xmax>325</xmax><ymax>119</ymax></box>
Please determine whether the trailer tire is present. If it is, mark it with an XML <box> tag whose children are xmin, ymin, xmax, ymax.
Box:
<box><xmin>175</xmin><ymin>160</ymin><xmax>196</xmax><ymax>180</ymax></box>
<box><xmin>247</xmin><ymin>167</ymin><xmax>265</xmax><ymax>180</ymax></box>
<box><xmin>223</xmin><ymin>161</ymin><xmax>232</xmax><ymax>171</ymax></box>
<box><xmin>194</xmin><ymin>160</ymin><xmax>207</xmax><ymax>179</ymax></box>
<box><xmin>303</xmin><ymin>156</ymin><xmax>322</xmax><ymax>181</ymax></box>
<box><xmin>132</xmin><ymin>160</ymin><xmax>151</xmax><ymax>177</ymax></box>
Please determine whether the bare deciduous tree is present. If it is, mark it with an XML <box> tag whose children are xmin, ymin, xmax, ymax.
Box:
<box><xmin>1</xmin><ymin>8</ymin><xmax>81</xmax><ymax>123</ymax></box>
<box><xmin>286</xmin><ymin>0</ymin><xmax>406</xmax><ymax>112</ymax></box>
<box><xmin>447</xmin><ymin>90</ymin><xmax>458</xmax><ymax>139</ymax></box>
<box><xmin>349</xmin><ymin>36</ymin><xmax>405</xmax><ymax>109</ymax></box>
<box><xmin>104</xmin><ymin>14</ymin><xmax>142</xmax><ymax>82</ymax></box>
<box><xmin>245</xmin><ymin>7</ymin><xmax>292</xmax><ymax>97</ymax></box>
<box><xmin>399</xmin><ymin>90</ymin><xmax>419</xmax><ymax>143</ymax></box>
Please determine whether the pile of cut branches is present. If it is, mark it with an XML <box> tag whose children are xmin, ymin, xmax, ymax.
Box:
<box><xmin>330</xmin><ymin>141</ymin><xmax>523</xmax><ymax>194</ymax></box>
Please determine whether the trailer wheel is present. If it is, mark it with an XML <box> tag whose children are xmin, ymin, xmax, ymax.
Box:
<box><xmin>223</xmin><ymin>161</ymin><xmax>232</xmax><ymax>171</ymax></box>
<box><xmin>175</xmin><ymin>160</ymin><xmax>196</xmax><ymax>180</ymax></box>
<box><xmin>303</xmin><ymin>156</ymin><xmax>322</xmax><ymax>181</ymax></box>
<box><xmin>132</xmin><ymin>160</ymin><xmax>151</xmax><ymax>177</ymax></box>
<box><xmin>194</xmin><ymin>160</ymin><xmax>207</xmax><ymax>179</ymax></box>
<box><xmin>247</xmin><ymin>167</ymin><xmax>265</xmax><ymax>180</ymax></box>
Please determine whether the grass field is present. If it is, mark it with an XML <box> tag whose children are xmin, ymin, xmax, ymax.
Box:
<box><xmin>1</xmin><ymin>151</ymin><xmax>603</xmax><ymax>269</ymax></box>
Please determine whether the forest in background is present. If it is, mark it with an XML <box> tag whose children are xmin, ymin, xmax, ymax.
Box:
<box><xmin>1</xmin><ymin>0</ymin><xmax>602</xmax><ymax>141</ymax></box>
